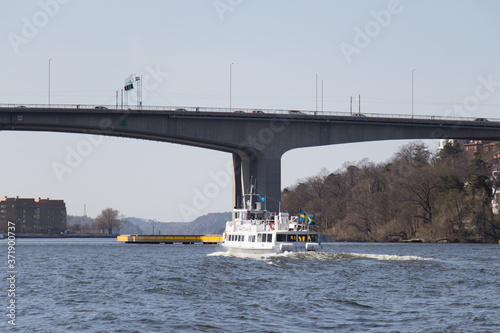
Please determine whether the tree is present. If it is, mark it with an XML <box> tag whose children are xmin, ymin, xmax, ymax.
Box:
<box><xmin>94</xmin><ymin>208</ymin><xmax>121</xmax><ymax>235</ymax></box>
<box><xmin>438</xmin><ymin>141</ymin><xmax>462</xmax><ymax>159</ymax></box>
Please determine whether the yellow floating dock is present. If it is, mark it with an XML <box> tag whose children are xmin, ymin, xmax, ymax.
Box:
<box><xmin>117</xmin><ymin>234</ymin><xmax>222</xmax><ymax>244</ymax></box>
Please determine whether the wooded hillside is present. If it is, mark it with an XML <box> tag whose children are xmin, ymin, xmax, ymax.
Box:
<box><xmin>282</xmin><ymin>141</ymin><xmax>500</xmax><ymax>243</ymax></box>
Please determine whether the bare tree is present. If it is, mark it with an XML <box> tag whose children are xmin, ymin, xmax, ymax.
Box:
<box><xmin>94</xmin><ymin>208</ymin><xmax>120</xmax><ymax>235</ymax></box>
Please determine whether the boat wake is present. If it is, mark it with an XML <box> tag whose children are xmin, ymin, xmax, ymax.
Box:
<box><xmin>278</xmin><ymin>251</ymin><xmax>436</xmax><ymax>261</ymax></box>
<box><xmin>207</xmin><ymin>251</ymin><xmax>277</xmax><ymax>260</ymax></box>
<box><xmin>208</xmin><ymin>251</ymin><xmax>435</xmax><ymax>262</ymax></box>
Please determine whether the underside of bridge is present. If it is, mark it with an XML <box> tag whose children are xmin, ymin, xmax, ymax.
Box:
<box><xmin>2</xmin><ymin>106</ymin><xmax>500</xmax><ymax>216</ymax></box>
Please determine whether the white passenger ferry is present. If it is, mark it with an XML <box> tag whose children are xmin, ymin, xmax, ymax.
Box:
<box><xmin>222</xmin><ymin>185</ymin><xmax>320</xmax><ymax>255</ymax></box>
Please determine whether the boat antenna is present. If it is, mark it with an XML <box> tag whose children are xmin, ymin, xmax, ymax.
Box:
<box><xmin>248</xmin><ymin>176</ymin><xmax>254</xmax><ymax>193</ymax></box>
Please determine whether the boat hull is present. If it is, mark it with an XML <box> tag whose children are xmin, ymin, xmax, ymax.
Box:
<box><xmin>222</xmin><ymin>241</ymin><xmax>319</xmax><ymax>256</ymax></box>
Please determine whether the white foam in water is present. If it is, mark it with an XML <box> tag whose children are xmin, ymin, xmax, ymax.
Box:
<box><xmin>346</xmin><ymin>253</ymin><xmax>436</xmax><ymax>261</ymax></box>
<box><xmin>207</xmin><ymin>251</ymin><xmax>277</xmax><ymax>260</ymax></box>
<box><xmin>207</xmin><ymin>251</ymin><xmax>231</xmax><ymax>257</ymax></box>
<box><xmin>207</xmin><ymin>251</ymin><xmax>436</xmax><ymax>261</ymax></box>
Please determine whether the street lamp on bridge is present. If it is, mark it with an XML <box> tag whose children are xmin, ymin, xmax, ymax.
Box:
<box><xmin>229</xmin><ymin>63</ymin><xmax>233</xmax><ymax>112</ymax></box>
<box><xmin>48</xmin><ymin>59</ymin><xmax>52</xmax><ymax>105</ymax></box>
<box><xmin>411</xmin><ymin>68</ymin><xmax>415</xmax><ymax>119</ymax></box>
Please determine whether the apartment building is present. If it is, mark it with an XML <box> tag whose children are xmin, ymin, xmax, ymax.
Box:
<box><xmin>0</xmin><ymin>197</ymin><xmax>67</xmax><ymax>234</ymax></box>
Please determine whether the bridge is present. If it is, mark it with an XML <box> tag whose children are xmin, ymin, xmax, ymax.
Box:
<box><xmin>2</xmin><ymin>103</ymin><xmax>500</xmax><ymax>213</ymax></box>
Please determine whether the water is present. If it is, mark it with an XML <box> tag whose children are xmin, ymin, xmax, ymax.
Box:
<box><xmin>1</xmin><ymin>239</ymin><xmax>499</xmax><ymax>332</ymax></box>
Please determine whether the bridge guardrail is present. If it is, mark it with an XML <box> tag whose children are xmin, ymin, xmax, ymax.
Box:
<box><xmin>0</xmin><ymin>103</ymin><xmax>497</xmax><ymax>123</ymax></box>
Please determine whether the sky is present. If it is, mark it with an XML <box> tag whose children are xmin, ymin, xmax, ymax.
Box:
<box><xmin>1</xmin><ymin>0</ymin><xmax>500</xmax><ymax>222</ymax></box>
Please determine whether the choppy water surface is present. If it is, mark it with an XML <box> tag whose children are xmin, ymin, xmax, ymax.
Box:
<box><xmin>1</xmin><ymin>239</ymin><xmax>499</xmax><ymax>332</ymax></box>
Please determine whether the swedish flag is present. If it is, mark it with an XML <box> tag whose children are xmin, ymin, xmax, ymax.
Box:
<box><xmin>300</xmin><ymin>209</ymin><xmax>316</xmax><ymax>225</ymax></box>
<box><xmin>300</xmin><ymin>209</ymin><xmax>307</xmax><ymax>222</ymax></box>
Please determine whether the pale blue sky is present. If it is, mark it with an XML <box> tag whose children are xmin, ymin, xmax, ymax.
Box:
<box><xmin>1</xmin><ymin>0</ymin><xmax>500</xmax><ymax>221</ymax></box>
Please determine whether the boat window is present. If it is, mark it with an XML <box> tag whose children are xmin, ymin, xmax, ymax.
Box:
<box><xmin>241</xmin><ymin>235</ymin><xmax>245</xmax><ymax>242</ymax></box>
<box><xmin>298</xmin><ymin>235</ymin><xmax>306</xmax><ymax>242</ymax></box>
<box><xmin>287</xmin><ymin>234</ymin><xmax>297</xmax><ymax>242</ymax></box>
<box><xmin>277</xmin><ymin>234</ymin><xmax>286</xmax><ymax>242</ymax></box>
<box><xmin>257</xmin><ymin>233</ymin><xmax>262</xmax><ymax>242</ymax></box>
<box><xmin>308</xmin><ymin>234</ymin><xmax>317</xmax><ymax>242</ymax></box>
<box><xmin>267</xmin><ymin>234</ymin><xmax>272</xmax><ymax>242</ymax></box>
<box><xmin>261</xmin><ymin>234</ymin><xmax>267</xmax><ymax>242</ymax></box>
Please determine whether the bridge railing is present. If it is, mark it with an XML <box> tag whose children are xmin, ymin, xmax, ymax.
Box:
<box><xmin>0</xmin><ymin>103</ymin><xmax>498</xmax><ymax>122</ymax></box>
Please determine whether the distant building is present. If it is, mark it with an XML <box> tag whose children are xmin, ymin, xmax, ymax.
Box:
<box><xmin>0</xmin><ymin>197</ymin><xmax>67</xmax><ymax>234</ymax></box>
<box><xmin>463</xmin><ymin>140</ymin><xmax>484</xmax><ymax>156</ymax></box>
<box><xmin>437</xmin><ymin>139</ymin><xmax>464</xmax><ymax>152</ymax></box>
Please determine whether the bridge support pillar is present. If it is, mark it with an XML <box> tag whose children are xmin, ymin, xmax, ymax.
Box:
<box><xmin>232</xmin><ymin>151</ymin><xmax>281</xmax><ymax>213</ymax></box>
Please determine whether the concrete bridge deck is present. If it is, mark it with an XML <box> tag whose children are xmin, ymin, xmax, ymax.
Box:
<box><xmin>2</xmin><ymin>104</ymin><xmax>500</xmax><ymax>212</ymax></box>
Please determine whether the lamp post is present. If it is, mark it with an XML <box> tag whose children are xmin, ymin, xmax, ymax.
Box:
<box><xmin>358</xmin><ymin>94</ymin><xmax>361</xmax><ymax>115</ymax></box>
<box><xmin>136</xmin><ymin>75</ymin><xmax>142</xmax><ymax>107</ymax></box>
<box><xmin>315</xmin><ymin>74</ymin><xmax>318</xmax><ymax>115</ymax></box>
<box><xmin>321</xmin><ymin>79</ymin><xmax>324</xmax><ymax>113</ymax></box>
<box><xmin>149</xmin><ymin>219</ymin><xmax>155</xmax><ymax>235</ymax></box>
<box><xmin>229</xmin><ymin>63</ymin><xmax>233</xmax><ymax>112</ymax></box>
<box><xmin>48</xmin><ymin>59</ymin><xmax>52</xmax><ymax>105</ymax></box>
<box><xmin>411</xmin><ymin>69</ymin><xmax>415</xmax><ymax>119</ymax></box>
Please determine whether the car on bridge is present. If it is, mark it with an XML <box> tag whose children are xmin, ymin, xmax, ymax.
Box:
<box><xmin>289</xmin><ymin>110</ymin><xmax>304</xmax><ymax>114</ymax></box>
<box><xmin>95</xmin><ymin>106</ymin><xmax>107</xmax><ymax>109</ymax></box>
<box><xmin>252</xmin><ymin>110</ymin><xmax>264</xmax><ymax>113</ymax></box>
